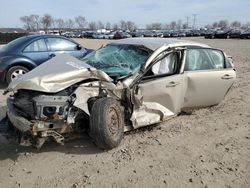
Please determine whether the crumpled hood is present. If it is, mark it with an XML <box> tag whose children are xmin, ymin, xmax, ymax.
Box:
<box><xmin>6</xmin><ymin>54</ymin><xmax>112</xmax><ymax>93</ymax></box>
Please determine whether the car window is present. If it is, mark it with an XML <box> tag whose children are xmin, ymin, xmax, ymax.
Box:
<box><xmin>23</xmin><ymin>39</ymin><xmax>47</xmax><ymax>52</ymax></box>
<box><xmin>185</xmin><ymin>48</ymin><xmax>224</xmax><ymax>71</ymax></box>
<box><xmin>206</xmin><ymin>50</ymin><xmax>224</xmax><ymax>69</ymax></box>
<box><xmin>46</xmin><ymin>38</ymin><xmax>77</xmax><ymax>51</ymax></box>
<box><xmin>152</xmin><ymin>53</ymin><xmax>178</xmax><ymax>75</ymax></box>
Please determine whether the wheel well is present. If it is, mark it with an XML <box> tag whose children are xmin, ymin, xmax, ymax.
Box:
<box><xmin>5</xmin><ymin>63</ymin><xmax>33</xmax><ymax>81</ymax></box>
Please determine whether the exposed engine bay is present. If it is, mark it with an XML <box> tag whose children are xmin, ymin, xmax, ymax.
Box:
<box><xmin>8</xmin><ymin>84</ymin><xmax>93</xmax><ymax>148</ymax></box>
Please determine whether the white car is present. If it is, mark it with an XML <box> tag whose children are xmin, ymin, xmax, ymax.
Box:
<box><xmin>5</xmin><ymin>38</ymin><xmax>236</xmax><ymax>149</ymax></box>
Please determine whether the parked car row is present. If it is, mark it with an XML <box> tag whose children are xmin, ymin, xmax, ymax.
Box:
<box><xmin>61</xmin><ymin>29</ymin><xmax>210</xmax><ymax>40</ymax></box>
<box><xmin>204</xmin><ymin>29</ymin><xmax>250</xmax><ymax>39</ymax></box>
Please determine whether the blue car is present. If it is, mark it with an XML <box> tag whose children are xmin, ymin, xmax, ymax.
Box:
<box><xmin>0</xmin><ymin>34</ymin><xmax>92</xmax><ymax>84</ymax></box>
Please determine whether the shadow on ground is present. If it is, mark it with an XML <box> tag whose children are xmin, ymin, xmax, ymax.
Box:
<box><xmin>0</xmin><ymin>133</ymin><xmax>103</xmax><ymax>161</ymax></box>
<box><xmin>0</xmin><ymin>118</ymin><xmax>103</xmax><ymax>162</ymax></box>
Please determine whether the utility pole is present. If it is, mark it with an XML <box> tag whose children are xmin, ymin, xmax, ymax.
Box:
<box><xmin>193</xmin><ymin>14</ymin><xmax>197</xmax><ymax>29</ymax></box>
<box><xmin>186</xmin><ymin>16</ymin><xmax>189</xmax><ymax>28</ymax></box>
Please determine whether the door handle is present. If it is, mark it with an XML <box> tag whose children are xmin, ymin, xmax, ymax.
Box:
<box><xmin>166</xmin><ymin>81</ymin><xmax>179</xmax><ymax>87</ymax></box>
<box><xmin>49</xmin><ymin>53</ymin><xmax>56</xmax><ymax>58</ymax></box>
<box><xmin>221</xmin><ymin>74</ymin><xmax>234</xmax><ymax>80</ymax></box>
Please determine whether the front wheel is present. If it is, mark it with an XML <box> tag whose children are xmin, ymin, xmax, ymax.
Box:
<box><xmin>89</xmin><ymin>98</ymin><xmax>124</xmax><ymax>149</ymax></box>
<box><xmin>6</xmin><ymin>66</ymin><xmax>29</xmax><ymax>84</ymax></box>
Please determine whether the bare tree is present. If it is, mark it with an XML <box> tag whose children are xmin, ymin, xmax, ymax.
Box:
<box><xmin>65</xmin><ymin>19</ymin><xmax>75</xmax><ymax>29</ymax></box>
<box><xmin>126</xmin><ymin>21</ymin><xmax>137</xmax><ymax>31</ymax></box>
<box><xmin>97</xmin><ymin>21</ymin><xmax>104</xmax><ymax>29</ymax></box>
<box><xmin>169</xmin><ymin>21</ymin><xmax>177</xmax><ymax>30</ymax></box>
<box><xmin>55</xmin><ymin>18</ymin><xmax>65</xmax><ymax>31</ymax></box>
<box><xmin>230</xmin><ymin>21</ymin><xmax>241</xmax><ymax>28</ymax></box>
<box><xmin>212</xmin><ymin>22</ymin><xmax>218</xmax><ymax>28</ymax></box>
<box><xmin>120</xmin><ymin>20</ymin><xmax>127</xmax><ymax>30</ymax></box>
<box><xmin>162</xmin><ymin>24</ymin><xmax>170</xmax><ymax>30</ymax></box>
<box><xmin>146</xmin><ymin>22</ymin><xmax>162</xmax><ymax>30</ymax></box>
<box><xmin>41</xmin><ymin>14</ymin><xmax>53</xmax><ymax>32</ymax></box>
<box><xmin>218</xmin><ymin>20</ymin><xmax>229</xmax><ymax>28</ymax></box>
<box><xmin>112</xmin><ymin>23</ymin><xmax>119</xmax><ymax>30</ymax></box>
<box><xmin>88</xmin><ymin>21</ymin><xmax>98</xmax><ymax>30</ymax></box>
<box><xmin>75</xmin><ymin>16</ymin><xmax>87</xmax><ymax>29</ymax></box>
<box><xmin>20</xmin><ymin>16</ymin><xmax>32</xmax><ymax>31</ymax></box>
<box><xmin>105</xmin><ymin>22</ymin><xmax>111</xmax><ymax>30</ymax></box>
<box><xmin>242</xmin><ymin>22</ymin><xmax>250</xmax><ymax>29</ymax></box>
<box><xmin>30</xmin><ymin>14</ymin><xmax>40</xmax><ymax>31</ymax></box>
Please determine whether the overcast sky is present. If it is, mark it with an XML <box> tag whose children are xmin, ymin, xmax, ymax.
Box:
<box><xmin>0</xmin><ymin>0</ymin><xmax>249</xmax><ymax>28</ymax></box>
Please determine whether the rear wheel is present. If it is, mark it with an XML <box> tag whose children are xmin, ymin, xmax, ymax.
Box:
<box><xmin>6</xmin><ymin>66</ymin><xmax>29</xmax><ymax>84</ymax></box>
<box><xmin>89</xmin><ymin>98</ymin><xmax>124</xmax><ymax>149</ymax></box>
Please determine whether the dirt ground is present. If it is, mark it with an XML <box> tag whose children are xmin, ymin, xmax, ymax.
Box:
<box><xmin>0</xmin><ymin>37</ymin><xmax>249</xmax><ymax>188</ymax></box>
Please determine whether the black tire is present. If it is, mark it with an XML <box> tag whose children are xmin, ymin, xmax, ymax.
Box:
<box><xmin>6</xmin><ymin>66</ymin><xmax>29</xmax><ymax>84</ymax></box>
<box><xmin>89</xmin><ymin>97</ymin><xmax>124</xmax><ymax>149</ymax></box>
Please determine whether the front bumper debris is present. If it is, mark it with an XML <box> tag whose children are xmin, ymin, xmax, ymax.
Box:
<box><xmin>7</xmin><ymin>98</ymin><xmax>32</xmax><ymax>132</ymax></box>
<box><xmin>6</xmin><ymin>98</ymin><xmax>68</xmax><ymax>147</ymax></box>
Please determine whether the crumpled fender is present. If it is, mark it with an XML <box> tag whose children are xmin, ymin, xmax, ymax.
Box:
<box><xmin>5</xmin><ymin>54</ymin><xmax>112</xmax><ymax>94</ymax></box>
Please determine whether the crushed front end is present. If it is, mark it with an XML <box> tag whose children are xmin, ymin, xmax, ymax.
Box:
<box><xmin>6</xmin><ymin>87</ymin><xmax>89</xmax><ymax>149</ymax></box>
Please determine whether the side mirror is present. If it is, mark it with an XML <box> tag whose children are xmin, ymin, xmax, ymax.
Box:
<box><xmin>76</xmin><ymin>44</ymin><xmax>82</xmax><ymax>50</ymax></box>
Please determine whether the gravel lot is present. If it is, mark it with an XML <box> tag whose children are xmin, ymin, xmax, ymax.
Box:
<box><xmin>0</xmin><ymin>37</ymin><xmax>249</xmax><ymax>188</ymax></box>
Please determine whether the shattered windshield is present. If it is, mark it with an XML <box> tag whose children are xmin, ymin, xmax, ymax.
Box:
<box><xmin>81</xmin><ymin>44</ymin><xmax>152</xmax><ymax>77</ymax></box>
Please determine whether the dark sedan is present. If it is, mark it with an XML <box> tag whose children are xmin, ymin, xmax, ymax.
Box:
<box><xmin>113</xmin><ymin>32</ymin><xmax>131</xmax><ymax>39</ymax></box>
<box><xmin>0</xmin><ymin>34</ymin><xmax>92</xmax><ymax>84</ymax></box>
<box><xmin>214</xmin><ymin>29</ymin><xmax>232</xmax><ymax>39</ymax></box>
<box><xmin>240</xmin><ymin>29</ymin><xmax>250</xmax><ymax>39</ymax></box>
<box><xmin>229</xmin><ymin>29</ymin><xmax>242</xmax><ymax>38</ymax></box>
<box><xmin>204</xmin><ymin>30</ymin><xmax>216</xmax><ymax>39</ymax></box>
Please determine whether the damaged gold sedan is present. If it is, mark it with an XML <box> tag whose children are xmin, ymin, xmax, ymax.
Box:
<box><xmin>4</xmin><ymin>38</ymin><xmax>236</xmax><ymax>149</ymax></box>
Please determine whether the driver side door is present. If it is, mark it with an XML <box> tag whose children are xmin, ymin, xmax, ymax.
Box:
<box><xmin>138</xmin><ymin>51</ymin><xmax>185</xmax><ymax>114</ymax></box>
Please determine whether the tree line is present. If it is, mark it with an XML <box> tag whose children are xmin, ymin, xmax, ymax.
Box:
<box><xmin>20</xmin><ymin>14</ymin><xmax>137</xmax><ymax>32</ymax></box>
<box><xmin>146</xmin><ymin>20</ymin><xmax>250</xmax><ymax>30</ymax></box>
<box><xmin>20</xmin><ymin>14</ymin><xmax>250</xmax><ymax>32</ymax></box>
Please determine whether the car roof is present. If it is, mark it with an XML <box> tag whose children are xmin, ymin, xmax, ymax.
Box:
<box><xmin>111</xmin><ymin>38</ymin><xmax>210</xmax><ymax>50</ymax></box>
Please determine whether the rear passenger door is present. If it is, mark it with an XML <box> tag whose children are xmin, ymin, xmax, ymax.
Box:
<box><xmin>22</xmin><ymin>39</ymin><xmax>49</xmax><ymax>65</ymax></box>
<box><xmin>183</xmin><ymin>48</ymin><xmax>236</xmax><ymax>108</ymax></box>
